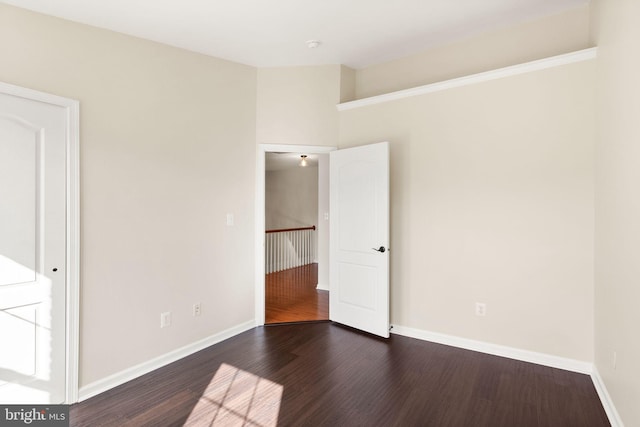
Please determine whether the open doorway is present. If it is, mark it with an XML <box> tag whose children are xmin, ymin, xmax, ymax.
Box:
<box><xmin>264</xmin><ymin>152</ymin><xmax>326</xmax><ymax>323</ymax></box>
<box><xmin>255</xmin><ymin>145</ymin><xmax>336</xmax><ymax>325</ymax></box>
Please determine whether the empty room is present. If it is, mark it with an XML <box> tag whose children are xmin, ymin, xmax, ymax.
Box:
<box><xmin>0</xmin><ymin>0</ymin><xmax>638</xmax><ymax>426</ymax></box>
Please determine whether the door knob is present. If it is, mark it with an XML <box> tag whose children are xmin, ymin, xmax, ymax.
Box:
<box><xmin>372</xmin><ymin>246</ymin><xmax>386</xmax><ymax>253</ymax></box>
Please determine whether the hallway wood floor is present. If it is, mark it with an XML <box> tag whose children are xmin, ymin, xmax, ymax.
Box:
<box><xmin>70</xmin><ymin>322</ymin><xmax>610</xmax><ymax>427</ymax></box>
<box><xmin>265</xmin><ymin>263</ymin><xmax>328</xmax><ymax>324</ymax></box>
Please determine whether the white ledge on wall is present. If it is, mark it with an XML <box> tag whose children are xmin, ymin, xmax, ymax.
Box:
<box><xmin>337</xmin><ymin>47</ymin><xmax>598</xmax><ymax>112</ymax></box>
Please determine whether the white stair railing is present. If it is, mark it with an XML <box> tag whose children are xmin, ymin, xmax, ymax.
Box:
<box><xmin>265</xmin><ymin>226</ymin><xmax>316</xmax><ymax>274</ymax></box>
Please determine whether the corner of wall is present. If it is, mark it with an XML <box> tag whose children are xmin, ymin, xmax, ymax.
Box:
<box><xmin>340</xmin><ymin>65</ymin><xmax>356</xmax><ymax>103</ymax></box>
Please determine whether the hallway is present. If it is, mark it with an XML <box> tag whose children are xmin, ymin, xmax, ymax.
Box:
<box><xmin>265</xmin><ymin>263</ymin><xmax>328</xmax><ymax>323</ymax></box>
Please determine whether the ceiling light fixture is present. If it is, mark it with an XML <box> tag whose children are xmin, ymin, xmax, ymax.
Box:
<box><xmin>300</xmin><ymin>155</ymin><xmax>308</xmax><ymax>167</ymax></box>
<box><xmin>306</xmin><ymin>40</ymin><xmax>321</xmax><ymax>49</ymax></box>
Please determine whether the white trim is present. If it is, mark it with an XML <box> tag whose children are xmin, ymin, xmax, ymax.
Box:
<box><xmin>316</xmin><ymin>283</ymin><xmax>330</xmax><ymax>291</ymax></box>
<box><xmin>255</xmin><ymin>144</ymin><xmax>337</xmax><ymax>326</ymax></box>
<box><xmin>65</xmin><ymin>95</ymin><xmax>81</xmax><ymax>405</ymax></box>
<box><xmin>0</xmin><ymin>81</ymin><xmax>80</xmax><ymax>109</ymax></box>
<box><xmin>259</xmin><ymin>144</ymin><xmax>336</xmax><ymax>153</ymax></box>
<box><xmin>591</xmin><ymin>367</ymin><xmax>624</xmax><ymax>427</ymax></box>
<box><xmin>390</xmin><ymin>324</ymin><xmax>593</xmax><ymax>374</ymax></box>
<box><xmin>392</xmin><ymin>324</ymin><xmax>623</xmax><ymax>426</ymax></box>
<box><xmin>255</xmin><ymin>147</ymin><xmax>266</xmax><ymax>326</ymax></box>
<box><xmin>0</xmin><ymin>81</ymin><xmax>81</xmax><ymax>404</ymax></box>
<box><xmin>78</xmin><ymin>320</ymin><xmax>255</xmax><ymax>402</ymax></box>
<box><xmin>338</xmin><ymin>48</ymin><xmax>598</xmax><ymax>111</ymax></box>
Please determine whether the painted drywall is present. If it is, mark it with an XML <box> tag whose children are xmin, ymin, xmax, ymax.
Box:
<box><xmin>0</xmin><ymin>4</ymin><xmax>257</xmax><ymax>387</ymax></box>
<box><xmin>0</xmin><ymin>0</ymin><xmax>604</xmax><ymax>403</ymax></box>
<box><xmin>591</xmin><ymin>0</ymin><xmax>640</xmax><ymax>425</ymax></box>
<box><xmin>256</xmin><ymin>65</ymin><xmax>341</xmax><ymax>147</ymax></box>
<box><xmin>340</xmin><ymin>60</ymin><xmax>596</xmax><ymax>361</ymax></box>
<box><xmin>340</xmin><ymin>65</ymin><xmax>356</xmax><ymax>103</ymax></box>
<box><xmin>356</xmin><ymin>4</ymin><xmax>592</xmax><ymax>99</ymax></box>
<box><xmin>265</xmin><ymin>166</ymin><xmax>319</xmax><ymax>230</ymax></box>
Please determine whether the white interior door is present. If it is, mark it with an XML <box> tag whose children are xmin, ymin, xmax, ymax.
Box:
<box><xmin>330</xmin><ymin>142</ymin><xmax>389</xmax><ymax>338</ymax></box>
<box><xmin>0</xmin><ymin>90</ymin><xmax>67</xmax><ymax>403</ymax></box>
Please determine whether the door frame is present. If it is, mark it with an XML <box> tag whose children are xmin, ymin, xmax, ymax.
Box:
<box><xmin>0</xmin><ymin>81</ymin><xmax>80</xmax><ymax>403</ymax></box>
<box><xmin>254</xmin><ymin>144</ymin><xmax>336</xmax><ymax>325</ymax></box>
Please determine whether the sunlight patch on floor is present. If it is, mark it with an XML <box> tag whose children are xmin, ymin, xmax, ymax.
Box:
<box><xmin>186</xmin><ymin>363</ymin><xmax>283</xmax><ymax>427</ymax></box>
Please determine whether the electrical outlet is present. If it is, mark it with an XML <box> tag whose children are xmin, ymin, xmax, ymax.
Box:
<box><xmin>193</xmin><ymin>303</ymin><xmax>201</xmax><ymax>317</ymax></box>
<box><xmin>475</xmin><ymin>302</ymin><xmax>486</xmax><ymax>317</ymax></box>
<box><xmin>160</xmin><ymin>311</ymin><xmax>171</xmax><ymax>328</ymax></box>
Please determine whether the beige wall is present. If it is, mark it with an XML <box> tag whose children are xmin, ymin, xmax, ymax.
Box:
<box><xmin>340</xmin><ymin>60</ymin><xmax>595</xmax><ymax>361</ymax></box>
<box><xmin>265</xmin><ymin>166</ymin><xmax>318</xmax><ymax>230</ymax></box>
<box><xmin>256</xmin><ymin>65</ymin><xmax>341</xmax><ymax>147</ymax></box>
<box><xmin>355</xmin><ymin>4</ymin><xmax>592</xmax><ymax>99</ymax></box>
<box><xmin>0</xmin><ymin>4</ymin><xmax>257</xmax><ymax>387</ymax></box>
<box><xmin>591</xmin><ymin>1</ymin><xmax>640</xmax><ymax>425</ymax></box>
<box><xmin>339</xmin><ymin>65</ymin><xmax>356</xmax><ymax>103</ymax></box>
<box><xmin>2</xmin><ymin>0</ymin><xmax>616</xmax><ymax>410</ymax></box>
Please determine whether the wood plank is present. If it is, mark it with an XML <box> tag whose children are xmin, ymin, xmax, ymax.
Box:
<box><xmin>70</xmin><ymin>323</ymin><xmax>610</xmax><ymax>426</ymax></box>
<box><xmin>265</xmin><ymin>263</ymin><xmax>328</xmax><ymax>323</ymax></box>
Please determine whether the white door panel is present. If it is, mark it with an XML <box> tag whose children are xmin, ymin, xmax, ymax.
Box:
<box><xmin>0</xmin><ymin>91</ymin><xmax>67</xmax><ymax>404</ymax></box>
<box><xmin>330</xmin><ymin>142</ymin><xmax>389</xmax><ymax>338</ymax></box>
<box><xmin>0</xmin><ymin>117</ymin><xmax>37</xmax><ymax>286</ymax></box>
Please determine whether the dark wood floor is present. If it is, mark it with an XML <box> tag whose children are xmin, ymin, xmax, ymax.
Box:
<box><xmin>70</xmin><ymin>322</ymin><xmax>610</xmax><ymax>427</ymax></box>
<box><xmin>265</xmin><ymin>263</ymin><xmax>328</xmax><ymax>324</ymax></box>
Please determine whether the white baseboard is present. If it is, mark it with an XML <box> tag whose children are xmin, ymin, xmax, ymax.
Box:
<box><xmin>391</xmin><ymin>324</ymin><xmax>625</xmax><ymax>426</ymax></box>
<box><xmin>78</xmin><ymin>320</ymin><xmax>255</xmax><ymax>402</ymax></box>
<box><xmin>316</xmin><ymin>283</ymin><xmax>329</xmax><ymax>291</ymax></box>
<box><xmin>76</xmin><ymin>319</ymin><xmax>623</xmax><ymax>426</ymax></box>
<box><xmin>390</xmin><ymin>324</ymin><xmax>593</xmax><ymax>374</ymax></box>
<box><xmin>591</xmin><ymin>367</ymin><xmax>624</xmax><ymax>427</ymax></box>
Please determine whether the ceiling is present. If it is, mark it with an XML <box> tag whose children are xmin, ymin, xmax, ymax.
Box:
<box><xmin>266</xmin><ymin>152</ymin><xmax>319</xmax><ymax>172</ymax></box>
<box><xmin>3</xmin><ymin>0</ymin><xmax>586</xmax><ymax>69</ymax></box>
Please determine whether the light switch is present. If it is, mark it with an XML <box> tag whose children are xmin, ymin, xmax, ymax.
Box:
<box><xmin>226</xmin><ymin>213</ymin><xmax>235</xmax><ymax>226</ymax></box>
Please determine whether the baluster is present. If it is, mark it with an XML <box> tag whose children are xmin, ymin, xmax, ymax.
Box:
<box><xmin>274</xmin><ymin>233</ymin><xmax>277</xmax><ymax>272</ymax></box>
<box><xmin>268</xmin><ymin>233</ymin><xmax>272</xmax><ymax>274</ymax></box>
<box><xmin>267</xmin><ymin>233</ymin><xmax>271</xmax><ymax>274</ymax></box>
<box><xmin>279</xmin><ymin>232</ymin><xmax>283</xmax><ymax>272</ymax></box>
<box><xmin>283</xmin><ymin>231</ymin><xmax>287</xmax><ymax>271</ymax></box>
<box><xmin>289</xmin><ymin>231</ymin><xmax>292</xmax><ymax>270</ymax></box>
<box><xmin>302</xmin><ymin>230</ymin><xmax>307</xmax><ymax>265</ymax></box>
<box><xmin>265</xmin><ymin>233</ymin><xmax>268</xmax><ymax>274</ymax></box>
<box><xmin>285</xmin><ymin>231</ymin><xmax>290</xmax><ymax>270</ymax></box>
<box><xmin>268</xmin><ymin>233</ymin><xmax>273</xmax><ymax>274</ymax></box>
<box><xmin>306</xmin><ymin>229</ymin><xmax>310</xmax><ymax>265</ymax></box>
<box><xmin>296</xmin><ymin>230</ymin><xmax>304</xmax><ymax>267</ymax></box>
<box><xmin>266</xmin><ymin>233</ymin><xmax>270</xmax><ymax>274</ymax></box>
<box><xmin>292</xmin><ymin>230</ymin><xmax>296</xmax><ymax>269</ymax></box>
<box><xmin>304</xmin><ymin>230</ymin><xmax>313</xmax><ymax>265</ymax></box>
<box><xmin>291</xmin><ymin>230</ymin><xmax>296</xmax><ymax>269</ymax></box>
